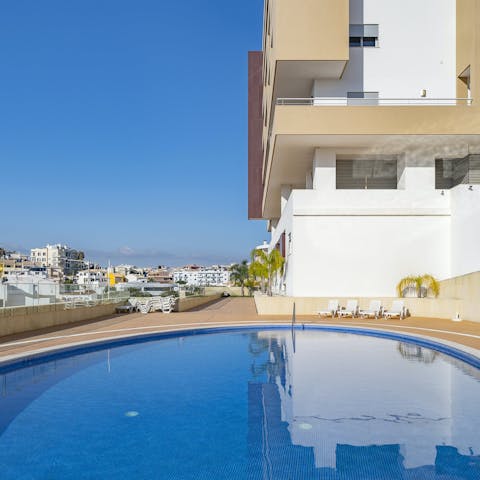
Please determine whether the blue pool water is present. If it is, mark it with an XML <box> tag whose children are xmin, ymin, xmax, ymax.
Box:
<box><xmin>0</xmin><ymin>329</ymin><xmax>479</xmax><ymax>479</ymax></box>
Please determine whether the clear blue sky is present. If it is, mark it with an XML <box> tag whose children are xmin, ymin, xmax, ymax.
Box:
<box><xmin>0</xmin><ymin>0</ymin><xmax>266</xmax><ymax>267</ymax></box>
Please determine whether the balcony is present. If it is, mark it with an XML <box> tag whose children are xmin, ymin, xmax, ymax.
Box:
<box><xmin>277</xmin><ymin>97</ymin><xmax>473</xmax><ymax>107</ymax></box>
<box><xmin>271</xmin><ymin>97</ymin><xmax>479</xmax><ymax>137</ymax></box>
<box><xmin>261</xmin><ymin>98</ymin><xmax>480</xmax><ymax>218</ymax></box>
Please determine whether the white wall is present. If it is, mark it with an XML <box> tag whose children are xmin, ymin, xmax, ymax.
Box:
<box><xmin>313</xmin><ymin>0</ymin><xmax>456</xmax><ymax>99</ymax></box>
<box><xmin>290</xmin><ymin>214</ymin><xmax>450</xmax><ymax>297</ymax></box>
<box><xmin>450</xmin><ymin>186</ymin><xmax>480</xmax><ymax>277</ymax></box>
<box><xmin>274</xmin><ymin>170</ymin><xmax>480</xmax><ymax>297</ymax></box>
<box><xmin>270</xmin><ymin>193</ymin><xmax>295</xmax><ymax>295</ymax></box>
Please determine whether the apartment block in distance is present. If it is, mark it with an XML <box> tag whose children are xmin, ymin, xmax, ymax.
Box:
<box><xmin>31</xmin><ymin>244</ymin><xmax>85</xmax><ymax>277</ymax></box>
<box><xmin>249</xmin><ymin>0</ymin><xmax>480</xmax><ymax>297</ymax></box>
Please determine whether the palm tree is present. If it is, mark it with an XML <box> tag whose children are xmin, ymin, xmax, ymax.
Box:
<box><xmin>250</xmin><ymin>248</ymin><xmax>285</xmax><ymax>296</ymax></box>
<box><xmin>249</xmin><ymin>249</ymin><xmax>268</xmax><ymax>293</ymax></box>
<box><xmin>397</xmin><ymin>274</ymin><xmax>440</xmax><ymax>298</ymax></box>
<box><xmin>230</xmin><ymin>260</ymin><xmax>250</xmax><ymax>296</ymax></box>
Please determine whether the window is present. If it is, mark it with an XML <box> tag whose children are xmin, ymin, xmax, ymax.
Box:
<box><xmin>336</xmin><ymin>159</ymin><xmax>398</xmax><ymax>190</ymax></box>
<box><xmin>363</xmin><ymin>37</ymin><xmax>377</xmax><ymax>47</ymax></box>
<box><xmin>435</xmin><ymin>155</ymin><xmax>480</xmax><ymax>189</ymax></box>
<box><xmin>349</xmin><ymin>36</ymin><xmax>362</xmax><ymax>47</ymax></box>
<box><xmin>349</xmin><ymin>24</ymin><xmax>379</xmax><ymax>47</ymax></box>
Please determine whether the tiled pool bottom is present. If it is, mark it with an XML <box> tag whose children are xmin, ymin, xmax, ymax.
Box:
<box><xmin>0</xmin><ymin>329</ymin><xmax>479</xmax><ymax>479</ymax></box>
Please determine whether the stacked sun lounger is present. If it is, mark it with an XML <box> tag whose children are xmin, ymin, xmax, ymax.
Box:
<box><xmin>130</xmin><ymin>296</ymin><xmax>177</xmax><ymax>314</ymax></box>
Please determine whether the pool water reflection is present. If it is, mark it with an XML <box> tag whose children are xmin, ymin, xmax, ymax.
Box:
<box><xmin>0</xmin><ymin>330</ymin><xmax>479</xmax><ymax>479</ymax></box>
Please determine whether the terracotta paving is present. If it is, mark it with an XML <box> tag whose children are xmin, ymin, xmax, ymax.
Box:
<box><xmin>0</xmin><ymin>297</ymin><xmax>479</xmax><ymax>363</ymax></box>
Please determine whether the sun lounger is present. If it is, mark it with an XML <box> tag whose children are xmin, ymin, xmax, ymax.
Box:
<box><xmin>359</xmin><ymin>300</ymin><xmax>383</xmax><ymax>319</ymax></box>
<box><xmin>318</xmin><ymin>299</ymin><xmax>339</xmax><ymax>317</ymax></box>
<box><xmin>160</xmin><ymin>297</ymin><xmax>174</xmax><ymax>313</ymax></box>
<box><xmin>383</xmin><ymin>300</ymin><xmax>405</xmax><ymax>319</ymax></box>
<box><xmin>338</xmin><ymin>300</ymin><xmax>358</xmax><ymax>318</ymax></box>
<box><xmin>116</xmin><ymin>305</ymin><xmax>135</xmax><ymax>314</ymax></box>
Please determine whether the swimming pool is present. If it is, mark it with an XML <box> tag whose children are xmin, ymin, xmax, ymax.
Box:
<box><xmin>0</xmin><ymin>327</ymin><xmax>479</xmax><ymax>479</ymax></box>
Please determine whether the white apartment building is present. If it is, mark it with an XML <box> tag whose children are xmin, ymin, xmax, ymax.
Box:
<box><xmin>173</xmin><ymin>268</ymin><xmax>231</xmax><ymax>287</ymax></box>
<box><xmin>248</xmin><ymin>0</ymin><xmax>480</xmax><ymax>297</ymax></box>
<box><xmin>31</xmin><ymin>244</ymin><xmax>86</xmax><ymax>277</ymax></box>
<box><xmin>76</xmin><ymin>270</ymin><xmax>108</xmax><ymax>288</ymax></box>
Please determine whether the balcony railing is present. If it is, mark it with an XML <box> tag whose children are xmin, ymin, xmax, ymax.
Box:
<box><xmin>276</xmin><ymin>97</ymin><xmax>473</xmax><ymax>106</ymax></box>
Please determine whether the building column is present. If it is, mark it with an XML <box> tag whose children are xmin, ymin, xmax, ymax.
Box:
<box><xmin>402</xmin><ymin>150</ymin><xmax>435</xmax><ymax>191</ymax></box>
<box><xmin>306</xmin><ymin>170</ymin><xmax>313</xmax><ymax>189</ymax></box>
<box><xmin>312</xmin><ymin>149</ymin><xmax>336</xmax><ymax>191</ymax></box>
<box><xmin>280</xmin><ymin>185</ymin><xmax>292</xmax><ymax>214</ymax></box>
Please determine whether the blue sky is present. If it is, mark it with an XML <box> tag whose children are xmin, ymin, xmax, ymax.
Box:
<box><xmin>0</xmin><ymin>0</ymin><xmax>266</xmax><ymax>267</ymax></box>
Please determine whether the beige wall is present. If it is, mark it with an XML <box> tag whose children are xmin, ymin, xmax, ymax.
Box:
<box><xmin>176</xmin><ymin>294</ymin><xmax>223</xmax><ymax>313</ymax></box>
<box><xmin>273</xmin><ymin>0</ymin><xmax>349</xmax><ymax>61</ymax></box>
<box><xmin>273</xmin><ymin>104</ymin><xmax>480</xmax><ymax>137</ymax></box>
<box><xmin>262</xmin><ymin>0</ymin><xmax>349</xmax><ymax>182</ymax></box>
<box><xmin>204</xmin><ymin>286</ymin><xmax>244</xmax><ymax>296</ymax></box>
<box><xmin>0</xmin><ymin>303</ymin><xmax>119</xmax><ymax>338</ymax></box>
<box><xmin>254</xmin><ymin>295</ymin><xmax>462</xmax><ymax>320</ymax></box>
<box><xmin>255</xmin><ymin>270</ymin><xmax>480</xmax><ymax>321</ymax></box>
<box><xmin>439</xmin><ymin>271</ymin><xmax>480</xmax><ymax>322</ymax></box>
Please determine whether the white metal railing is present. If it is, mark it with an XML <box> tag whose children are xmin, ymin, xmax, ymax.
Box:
<box><xmin>276</xmin><ymin>97</ymin><xmax>473</xmax><ymax>106</ymax></box>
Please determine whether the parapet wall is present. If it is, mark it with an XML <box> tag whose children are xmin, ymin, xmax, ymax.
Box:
<box><xmin>0</xmin><ymin>303</ymin><xmax>120</xmax><ymax>338</ymax></box>
<box><xmin>438</xmin><ymin>271</ymin><xmax>480</xmax><ymax>322</ymax></box>
<box><xmin>176</xmin><ymin>293</ymin><xmax>223</xmax><ymax>312</ymax></box>
<box><xmin>255</xmin><ymin>271</ymin><xmax>480</xmax><ymax>322</ymax></box>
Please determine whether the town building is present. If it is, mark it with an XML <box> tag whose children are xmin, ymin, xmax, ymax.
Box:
<box><xmin>114</xmin><ymin>281</ymin><xmax>175</xmax><ymax>297</ymax></box>
<box><xmin>30</xmin><ymin>244</ymin><xmax>86</xmax><ymax>277</ymax></box>
<box><xmin>147</xmin><ymin>267</ymin><xmax>174</xmax><ymax>284</ymax></box>
<box><xmin>76</xmin><ymin>269</ymin><xmax>108</xmax><ymax>289</ymax></box>
<box><xmin>0</xmin><ymin>275</ymin><xmax>60</xmax><ymax>307</ymax></box>
<box><xmin>248</xmin><ymin>0</ymin><xmax>480</xmax><ymax>297</ymax></box>
<box><xmin>173</xmin><ymin>267</ymin><xmax>231</xmax><ymax>287</ymax></box>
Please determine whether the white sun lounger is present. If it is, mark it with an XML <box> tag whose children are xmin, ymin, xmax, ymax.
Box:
<box><xmin>338</xmin><ymin>300</ymin><xmax>358</xmax><ymax>318</ymax></box>
<box><xmin>359</xmin><ymin>300</ymin><xmax>383</xmax><ymax>319</ymax></box>
<box><xmin>318</xmin><ymin>299</ymin><xmax>339</xmax><ymax>317</ymax></box>
<box><xmin>383</xmin><ymin>300</ymin><xmax>405</xmax><ymax>319</ymax></box>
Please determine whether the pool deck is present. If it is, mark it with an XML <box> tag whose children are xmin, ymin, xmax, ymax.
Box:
<box><xmin>0</xmin><ymin>297</ymin><xmax>479</xmax><ymax>363</ymax></box>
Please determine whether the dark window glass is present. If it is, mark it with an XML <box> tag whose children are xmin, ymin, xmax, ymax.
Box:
<box><xmin>349</xmin><ymin>37</ymin><xmax>362</xmax><ymax>47</ymax></box>
<box><xmin>363</xmin><ymin>36</ymin><xmax>377</xmax><ymax>47</ymax></box>
<box><xmin>436</xmin><ymin>155</ymin><xmax>480</xmax><ymax>188</ymax></box>
<box><xmin>336</xmin><ymin>159</ymin><xmax>397</xmax><ymax>190</ymax></box>
<box><xmin>435</xmin><ymin>159</ymin><xmax>454</xmax><ymax>189</ymax></box>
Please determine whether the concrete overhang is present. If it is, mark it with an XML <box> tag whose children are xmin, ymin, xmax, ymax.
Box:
<box><xmin>274</xmin><ymin>60</ymin><xmax>348</xmax><ymax>99</ymax></box>
<box><xmin>263</xmin><ymin>105</ymin><xmax>480</xmax><ymax>218</ymax></box>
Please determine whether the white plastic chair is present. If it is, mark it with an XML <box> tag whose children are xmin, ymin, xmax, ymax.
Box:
<box><xmin>338</xmin><ymin>300</ymin><xmax>358</xmax><ymax>318</ymax></box>
<box><xmin>384</xmin><ymin>300</ymin><xmax>405</xmax><ymax>319</ymax></box>
<box><xmin>359</xmin><ymin>300</ymin><xmax>383</xmax><ymax>319</ymax></box>
<box><xmin>318</xmin><ymin>299</ymin><xmax>339</xmax><ymax>317</ymax></box>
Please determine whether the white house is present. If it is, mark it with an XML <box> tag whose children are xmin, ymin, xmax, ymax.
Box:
<box><xmin>173</xmin><ymin>268</ymin><xmax>231</xmax><ymax>287</ymax></box>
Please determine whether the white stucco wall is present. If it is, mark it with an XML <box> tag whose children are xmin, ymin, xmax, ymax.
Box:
<box><xmin>270</xmin><ymin>145</ymin><xmax>456</xmax><ymax>297</ymax></box>
<box><xmin>290</xmin><ymin>213</ymin><xmax>450</xmax><ymax>297</ymax></box>
<box><xmin>313</xmin><ymin>0</ymin><xmax>456</xmax><ymax>99</ymax></box>
<box><xmin>450</xmin><ymin>186</ymin><xmax>480</xmax><ymax>277</ymax></box>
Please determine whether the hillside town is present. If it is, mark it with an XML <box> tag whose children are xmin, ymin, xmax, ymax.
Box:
<box><xmin>0</xmin><ymin>244</ymin><xmax>234</xmax><ymax>308</ymax></box>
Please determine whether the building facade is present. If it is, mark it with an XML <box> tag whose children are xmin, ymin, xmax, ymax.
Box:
<box><xmin>249</xmin><ymin>0</ymin><xmax>480</xmax><ymax>297</ymax></box>
<box><xmin>173</xmin><ymin>267</ymin><xmax>231</xmax><ymax>287</ymax></box>
<box><xmin>31</xmin><ymin>244</ymin><xmax>85</xmax><ymax>277</ymax></box>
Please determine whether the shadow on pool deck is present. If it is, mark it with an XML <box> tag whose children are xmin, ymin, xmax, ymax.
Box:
<box><xmin>0</xmin><ymin>297</ymin><xmax>479</xmax><ymax>361</ymax></box>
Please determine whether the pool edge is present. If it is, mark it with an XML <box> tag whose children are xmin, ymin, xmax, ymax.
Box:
<box><xmin>0</xmin><ymin>322</ymin><xmax>479</xmax><ymax>373</ymax></box>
